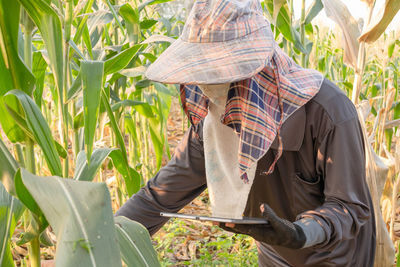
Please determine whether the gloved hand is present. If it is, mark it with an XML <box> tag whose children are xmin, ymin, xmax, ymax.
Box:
<box><xmin>218</xmin><ymin>203</ymin><xmax>306</xmax><ymax>249</ymax></box>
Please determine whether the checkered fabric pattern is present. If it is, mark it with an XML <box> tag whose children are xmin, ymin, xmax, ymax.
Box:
<box><xmin>145</xmin><ymin>0</ymin><xmax>275</xmax><ymax>85</ymax></box>
<box><xmin>181</xmin><ymin>44</ymin><xmax>323</xmax><ymax>182</ymax></box>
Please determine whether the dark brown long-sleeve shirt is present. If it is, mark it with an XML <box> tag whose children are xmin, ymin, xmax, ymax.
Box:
<box><xmin>116</xmin><ymin>79</ymin><xmax>376</xmax><ymax>266</ymax></box>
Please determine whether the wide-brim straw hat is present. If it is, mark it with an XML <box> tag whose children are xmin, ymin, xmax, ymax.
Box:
<box><xmin>145</xmin><ymin>0</ymin><xmax>275</xmax><ymax>85</ymax></box>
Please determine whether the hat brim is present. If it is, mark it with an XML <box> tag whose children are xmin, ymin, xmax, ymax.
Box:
<box><xmin>145</xmin><ymin>27</ymin><xmax>274</xmax><ymax>85</ymax></box>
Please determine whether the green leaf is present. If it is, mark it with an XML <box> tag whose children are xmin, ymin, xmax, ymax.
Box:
<box><xmin>141</xmin><ymin>35</ymin><xmax>175</xmax><ymax>44</ymax></box>
<box><xmin>5</xmin><ymin>90</ymin><xmax>62</xmax><ymax>176</ymax></box>
<box><xmin>0</xmin><ymin>97</ymin><xmax>26</xmax><ymax>143</ymax></box>
<box><xmin>388</xmin><ymin>40</ymin><xmax>396</xmax><ymax>58</ymax></box>
<box><xmin>0</xmin><ymin>183</ymin><xmax>24</xmax><ymax>267</ymax></box>
<box><xmin>18</xmin><ymin>0</ymin><xmax>64</xmax><ymax>97</ymax></box>
<box><xmin>14</xmin><ymin>169</ymin><xmax>48</xmax><ymax>234</ymax></box>
<box><xmin>140</xmin><ymin>19</ymin><xmax>158</xmax><ymax>30</ymax></box>
<box><xmin>67</xmin><ymin>73</ymin><xmax>82</xmax><ymax>102</ymax></box>
<box><xmin>32</xmin><ymin>51</ymin><xmax>47</xmax><ymax>108</ymax></box>
<box><xmin>138</xmin><ymin>0</ymin><xmax>173</xmax><ymax>12</ymax></box>
<box><xmin>101</xmin><ymin>91</ymin><xmax>141</xmax><ymax>195</ymax></box>
<box><xmin>304</xmin><ymin>0</ymin><xmax>323</xmax><ymax>25</ymax></box>
<box><xmin>81</xmin><ymin>60</ymin><xmax>104</xmax><ymax>163</ymax></box>
<box><xmin>0</xmin><ymin>0</ymin><xmax>35</xmax><ymax>95</ymax></box>
<box><xmin>74</xmin><ymin>148</ymin><xmax>115</xmax><ymax>181</ymax></box>
<box><xmin>112</xmin><ymin>100</ymin><xmax>154</xmax><ymax>118</ymax></box>
<box><xmin>119</xmin><ymin>3</ymin><xmax>140</xmax><ymax>44</ymax></box>
<box><xmin>109</xmin><ymin>150</ymin><xmax>141</xmax><ymax>196</ymax></box>
<box><xmin>0</xmin><ymin>140</ymin><xmax>24</xmax><ymax>267</ymax></box>
<box><xmin>0</xmin><ymin>137</ymin><xmax>19</xmax><ymax>196</ymax></box>
<box><xmin>114</xmin><ymin>216</ymin><xmax>160</xmax><ymax>267</ymax></box>
<box><xmin>104</xmin><ymin>44</ymin><xmax>142</xmax><ymax>75</ymax></box>
<box><xmin>118</xmin><ymin>66</ymin><xmax>147</xmax><ymax>78</ymax></box>
<box><xmin>18</xmin><ymin>169</ymin><xmax>123</xmax><ymax>267</ymax></box>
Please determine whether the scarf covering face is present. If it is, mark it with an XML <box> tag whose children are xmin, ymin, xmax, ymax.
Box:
<box><xmin>180</xmin><ymin>44</ymin><xmax>324</xmax><ymax>182</ymax></box>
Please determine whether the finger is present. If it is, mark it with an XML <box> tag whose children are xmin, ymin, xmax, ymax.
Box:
<box><xmin>212</xmin><ymin>222</ymin><xmax>220</xmax><ymax>226</ymax></box>
<box><xmin>260</xmin><ymin>203</ymin><xmax>281</xmax><ymax>226</ymax></box>
<box><xmin>225</xmin><ymin>223</ymin><xmax>235</xmax><ymax>228</ymax></box>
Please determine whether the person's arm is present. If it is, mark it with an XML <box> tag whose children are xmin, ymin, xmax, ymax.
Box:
<box><xmin>115</xmin><ymin>122</ymin><xmax>206</xmax><ymax>235</ymax></box>
<box><xmin>297</xmin><ymin>115</ymin><xmax>372</xmax><ymax>250</ymax></box>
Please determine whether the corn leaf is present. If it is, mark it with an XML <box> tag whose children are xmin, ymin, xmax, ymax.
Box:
<box><xmin>18</xmin><ymin>168</ymin><xmax>123</xmax><ymax>267</ymax></box>
<box><xmin>5</xmin><ymin>90</ymin><xmax>62</xmax><ymax>176</ymax></box>
<box><xmin>119</xmin><ymin>3</ymin><xmax>140</xmax><ymax>44</ymax></box>
<box><xmin>304</xmin><ymin>0</ymin><xmax>323</xmax><ymax>25</ymax></box>
<box><xmin>138</xmin><ymin>0</ymin><xmax>173</xmax><ymax>12</ymax></box>
<box><xmin>67</xmin><ymin>73</ymin><xmax>82</xmax><ymax>102</ymax></box>
<box><xmin>273</xmin><ymin>0</ymin><xmax>286</xmax><ymax>23</ymax></box>
<box><xmin>358</xmin><ymin>0</ymin><xmax>400</xmax><ymax>43</ymax></box>
<box><xmin>32</xmin><ymin>51</ymin><xmax>47</xmax><ymax>108</ymax></box>
<box><xmin>114</xmin><ymin>216</ymin><xmax>160</xmax><ymax>267</ymax></box>
<box><xmin>111</xmin><ymin>100</ymin><xmax>154</xmax><ymax>118</ymax></box>
<box><xmin>321</xmin><ymin>0</ymin><xmax>361</xmax><ymax>68</ymax></box>
<box><xmin>0</xmin><ymin>0</ymin><xmax>35</xmax><ymax>95</ymax></box>
<box><xmin>104</xmin><ymin>44</ymin><xmax>142</xmax><ymax>75</ymax></box>
<box><xmin>81</xmin><ymin>60</ymin><xmax>104</xmax><ymax>163</ymax></box>
<box><xmin>0</xmin><ymin>184</ymin><xmax>23</xmax><ymax>267</ymax></box>
<box><xmin>18</xmin><ymin>0</ymin><xmax>64</xmax><ymax>97</ymax></box>
<box><xmin>0</xmin><ymin>0</ymin><xmax>35</xmax><ymax>143</ymax></box>
<box><xmin>74</xmin><ymin>148</ymin><xmax>115</xmax><ymax>181</ymax></box>
<box><xmin>109</xmin><ymin>150</ymin><xmax>141</xmax><ymax>197</ymax></box>
<box><xmin>0</xmin><ymin>139</ymin><xmax>24</xmax><ymax>267</ymax></box>
<box><xmin>101</xmin><ymin>91</ymin><xmax>141</xmax><ymax>195</ymax></box>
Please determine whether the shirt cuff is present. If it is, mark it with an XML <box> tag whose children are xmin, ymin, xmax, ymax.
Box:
<box><xmin>294</xmin><ymin>217</ymin><xmax>326</xmax><ymax>248</ymax></box>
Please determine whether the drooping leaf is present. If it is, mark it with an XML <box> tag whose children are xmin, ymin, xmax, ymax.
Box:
<box><xmin>101</xmin><ymin>91</ymin><xmax>141</xmax><ymax>195</ymax></box>
<box><xmin>114</xmin><ymin>216</ymin><xmax>160</xmax><ymax>267</ymax></box>
<box><xmin>322</xmin><ymin>0</ymin><xmax>361</xmax><ymax>68</ymax></box>
<box><xmin>304</xmin><ymin>0</ymin><xmax>323</xmax><ymax>25</ymax></box>
<box><xmin>104</xmin><ymin>44</ymin><xmax>142</xmax><ymax>75</ymax></box>
<box><xmin>74</xmin><ymin>148</ymin><xmax>115</xmax><ymax>182</ymax></box>
<box><xmin>18</xmin><ymin>0</ymin><xmax>64</xmax><ymax>98</ymax></box>
<box><xmin>112</xmin><ymin>100</ymin><xmax>154</xmax><ymax>118</ymax></box>
<box><xmin>5</xmin><ymin>90</ymin><xmax>62</xmax><ymax>176</ymax></box>
<box><xmin>81</xmin><ymin>60</ymin><xmax>104</xmax><ymax>163</ymax></box>
<box><xmin>18</xmin><ymin>169</ymin><xmax>123</xmax><ymax>267</ymax></box>
<box><xmin>358</xmin><ymin>0</ymin><xmax>400</xmax><ymax>43</ymax></box>
<box><xmin>109</xmin><ymin>150</ymin><xmax>141</xmax><ymax>196</ymax></box>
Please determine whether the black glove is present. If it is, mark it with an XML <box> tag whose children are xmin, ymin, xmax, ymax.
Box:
<box><xmin>219</xmin><ymin>203</ymin><xmax>306</xmax><ymax>249</ymax></box>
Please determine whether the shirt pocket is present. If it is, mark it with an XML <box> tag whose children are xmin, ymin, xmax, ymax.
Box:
<box><xmin>291</xmin><ymin>172</ymin><xmax>324</xmax><ymax>216</ymax></box>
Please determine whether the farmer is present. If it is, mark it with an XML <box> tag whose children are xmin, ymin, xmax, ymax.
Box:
<box><xmin>116</xmin><ymin>0</ymin><xmax>376</xmax><ymax>266</ymax></box>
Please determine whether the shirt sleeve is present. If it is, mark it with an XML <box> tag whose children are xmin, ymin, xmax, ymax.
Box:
<box><xmin>296</xmin><ymin>116</ymin><xmax>372</xmax><ymax>250</ymax></box>
<box><xmin>115</xmin><ymin>122</ymin><xmax>206</xmax><ymax>235</ymax></box>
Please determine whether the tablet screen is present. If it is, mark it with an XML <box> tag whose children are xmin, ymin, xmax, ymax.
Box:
<box><xmin>160</xmin><ymin>212</ymin><xmax>269</xmax><ymax>224</ymax></box>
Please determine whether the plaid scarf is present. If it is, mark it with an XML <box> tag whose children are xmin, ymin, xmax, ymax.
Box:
<box><xmin>180</xmin><ymin>45</ymin><xmax>323</xmax><ymax>182</ymax></box>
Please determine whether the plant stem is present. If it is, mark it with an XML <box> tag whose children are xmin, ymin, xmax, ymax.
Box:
<box><xmin>61</xmin><ymin>0</ymin><xmax>73</xmax><ymax>177</ymax></box>
<box><xmin>351</xmin><ymin>4</ymin><xmax>374</xmax><ymax>104</ymax></box>
<box><xmin>300</xmin><ymin>0</ymin><xmax>306</xmax><ymax>67</ymax></box>
<box><xmin>27</xmin><ymin>237</ymin><xmax>41</xmax><ymax>267</ymax></box>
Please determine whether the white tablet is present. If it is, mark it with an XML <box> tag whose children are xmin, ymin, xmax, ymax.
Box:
<box><xmin>160</xmin><ymin>212</ymin><xmax>269</xmax><ymax>224</ymax></box>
